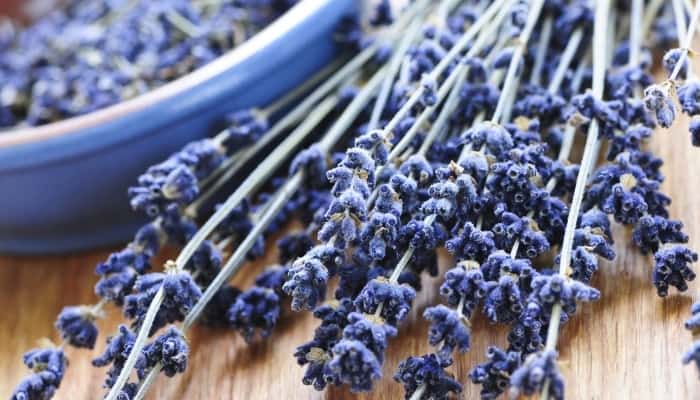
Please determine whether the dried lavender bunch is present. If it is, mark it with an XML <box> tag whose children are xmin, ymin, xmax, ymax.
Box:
<box><xmin>10</xmin><ymin>1</ymin><xmax>700</xmax><ymax>399</ymax></box>
<box><xmin>504</xmin><ymin>1</ymin><xmax>699</xmax><ymax>399</ymax></box>
<box><xmin>285</xmin><ymin>0</ymin><xmax>698</xmax><ymax>398</ymax></box>
<box><xmin>0</xmin><ymin>0</ymin><xmax>297</xmax><ymax>127</ymax></box>
<box><xmin>99</xmin><ymin>9</ymin><xmax>425</xmax><ymax>395</ymax></box>
<box><xmin>9</xmin><ymin>13</ymin><xmax>380</xmax><ymax>397</ymax></box>
<box><xmin>287</xmin><ymin>0</ymin><xmax>577</xmax><ymax>395</ymax></box>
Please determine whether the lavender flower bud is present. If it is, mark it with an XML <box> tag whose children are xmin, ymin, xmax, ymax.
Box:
<box><xmin>55</xmin><ymin>306</ymin><xmax>99</xmax><ymax>349</ymax></box>
<box><xmin>510</xmin><ymin>350</ymin><xmax>564</xmax><ymax>400</ymax></box>
<box><xmin>394</xmin><ymin>353</ymin><xmax>462</xmax><ymax>399</ymax></box>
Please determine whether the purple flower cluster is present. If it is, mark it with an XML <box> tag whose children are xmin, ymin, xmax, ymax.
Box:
<box><xmin>11</xmin><ymin>347</ymin><xmax>67</xmax><ymax>400</ymax></box>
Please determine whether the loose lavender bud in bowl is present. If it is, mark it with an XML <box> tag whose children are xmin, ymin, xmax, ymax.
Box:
<box><xmin>0</xmin><ymin>0</ymin><xmax>358</xmax><ymax>253</ymax></box>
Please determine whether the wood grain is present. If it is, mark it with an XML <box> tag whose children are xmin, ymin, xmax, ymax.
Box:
<box><xmin>2</xmin><ymin>117</ymin><xmax>700</xmax><ymax>400</ymax></box>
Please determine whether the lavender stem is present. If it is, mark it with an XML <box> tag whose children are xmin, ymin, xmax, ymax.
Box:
<box><xmin>539</xmin><ymin>1</ymin><xmax>611</xmax><ymax>398</ymax></box>
<box><xmin>669</xmin><ymin>0</ymin><xmax>700</xmax><ymax>82</ymax></box>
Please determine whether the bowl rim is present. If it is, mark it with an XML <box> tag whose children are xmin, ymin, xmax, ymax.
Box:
<box><xmin>0</xmin><ymin>0</ymin><xmax>322</xmax><ymax>149</ymax></box>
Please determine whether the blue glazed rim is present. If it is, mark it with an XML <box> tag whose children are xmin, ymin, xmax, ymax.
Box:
<box><xmin>0</xmin><ymin>0</ymin><xmax>357</xmax><ymax>254</ymax></box>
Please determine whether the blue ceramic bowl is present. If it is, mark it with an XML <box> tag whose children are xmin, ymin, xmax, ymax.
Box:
<box><xmin>0</xmin><ymin>0</ymin><xmax>357</xmax><ymax>254</ymax></box>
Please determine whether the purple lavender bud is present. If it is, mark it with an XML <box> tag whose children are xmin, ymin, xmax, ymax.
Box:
<box><xmin>95</xmin><ymin>249</ymin><xmax>145</xmax><ymax>305</ymax></box>
<box><xmin>224</xmin><ymin>109</ymin><xmax>269</xmax><ymax>148</ymax></box>
<box><xmin>492</xmin><ymin>48</ymin><xmax>519</xmax><ymax>70</ymax></box>
<box><xmin>294</xmin><ymin>300</ymin><xmax>353</xmax><ymax>390</ymax></box>
<box><xmin>115</xmin><ymin>383</ymin><xmax>138</xmax><ymax>400</ymax></box>
<box><xmin>93</xmin><ymin>325</ymin><xmax>138</xmax><ymax>388</ymax></box>
<box><xmin>22</xmin><ymin>348</ymin><xmax>66</xmax><ymax>379</ymax></box>
<box><xmin>656</xmin><ymin>97</ymin><xmax>676</xmax><ymax>128</ymax></box>
<box><xmin>123</xmin><ymin>271</ymin><xmax>202</xmax><ymax>333</ymax></box>
<box><xmin>445</xmin><ymin>222</ymin><xmax>495</xmax><ymax>261</ymax></box>
<box><xmin>469</xmin><ymin>346</ymin><xmax>521</xmax><ymax>398</ymax></box>
<box><xmin>228</xmin><ymin>287</ymin><xmax>280</xmax><ymax>342</ymax></box>
<box><xmin>508</xmin><ymin>301</ymin><xmax>546</xmax><ymax>354</ymax></box>
<box><xmin>420</xmin><ymin>74</ymin><xmax>438</xmax><ymax>107</ymax></box>
<box><xmin>399</xmin><ymin>218</ymin><xmax>446</xmax><ymax>251</ymax></box>
<box><xmin>686</xmin><ymin>302</ymin><xmax>700</xmax><ymax>332</ymax></box>
<box><xmin>128</xmin><ymin>138</ymin><xmax>225</xmax><ymax>216</ymax></box>
<box><xmin>290</xmin><ymin>144</ymin><xmax>328</xmax><ymax>187</ymax></box>
<box><xmin>678</xmin><ymin>81</ymin><xmax>700</xmax><ymax>115</ymax></box>
<box><xmin>662</xmin><ymin>48</ymin><xmax>687</xmax><ymax>76</ymax></box>
<box><xmin>481</xmin><ymin>251</ymin><xmax>534</xmax><ymax>281</ymax></box>
<box><xmin>459</xmin><ymin>81</ymin><xmax>500</xmax><ymax>121</ymax></box>
<box><xmin>600</xmin><ymin>182</ymin><xmax>649</xmax><ymax>225</ymax></box>
<box><xmin>653</xmin><ymin>245</ymin><xmax>698</xmax><ymax>297</ymax></box>
<box><xmin>607</xmin><ymin>66</ymin><xmax>654</xmax><ymax>100</ymax></box>
<box><xmin>369</xmin><ymin>0</ymin><xmax>393</xmax><ymax>26</ymax></box>
<box><xmin>510</xmin><ymin>350</ymin><xmax>564</xmax><ymax>400</ymax></box>
<box><xmin>342</xmin><ymin>312</ymin><xmax>397</xmax><ymax>363</ymax></box>
<box><xmin>353</xmin><ymin>278</ymin><xmax>416</xmax><ymax>326</ymax></box>
<box><xmin>255</xmin><ymin>265</ymin><xmax>290</xmax><ymax>293</ymax></box>
<box><xmin>328</xmin><ymin>339</ymin><xmax>382</xmax><ymax>392</ymax></box>
<box><xmin>633</xmin><ymin>215</ymin><xmax>688</xmax><ymax>255</ymax></box>
<box><xmin>139</xmin><ymin>327</ymin><xmax>188</xmax><ymax>378</ymax></box>
<box><xmin>570</xmin><ymin>91</ymin><xmax>628</xmax><ymax>137</ymax></box>
<box><xmin>554</xmin><ymin>1</ymin><xmax>593</xmax><ymax>37</ymax></box>
<box><xmin>484</xmin><ymin>275</ymin><xmax>523</xmax><ymax>324</ymax></box>
<box><xmin>284</xmin><ymin>244</ymin><xmax>342</xmax><ymax>311</ymax></box>
<box><xmin>423</xmin><ymin>179</ymin><xmax>460</xmax><ymax>220</ymax></box>
<box><xmin>691</xmin><ymin>117</ymin><xmax>700</xmax><ymax>146</ymax></box>
<box><xmin>160</xmin><ymin>204</ymin><xmax>197</xmax><ymax>244</ymax></box>
<box><xmin>399</xmin><ymin>155</ymin><xmax>434</xmax><ymax>184</ymax></box>
<box><xmin>467</xmin><ymin>122</ymin><xmax>514</xmax><ymax>156</ymax></box>
<box><xmin>12</xmin><ymin>347</ymin><xmax>66</xmax><ymax>400</ymax></box>
<box><xmin>607</xmin><ymin>125</ymin><xmax>652</xmax><ymax>160</ymax></box>
<box><xmin>464</xmin><ymin>57</ymin><xmax>488</xmax><ymax>83</ymax></box>
<box><xmin>200</xmin><ymin>285</ymin><xmax>241</xmax><ymax>327</ymax></box>
<box><xmin>360</xmin><ymin>211</ymin><xmax>400</xmax><ymax>261</ymax></box>
<box><xmin>568</xmin><ymin>247</ymin><xmax>599</xmax><ymax>283</ymax></box>
<box><xmin>424</xmin><ymin>305</ymin><xmax>471</xmax><ymax>362</ymax></box>
<box><xmin>644</xmin><ymin>84</ymin><xmax>676</xmax><ymax>128</ymax></box>
<box><xmin>440</xmin><ymin>264</ymin><xmax>487</xmax><ymax>319</ymax></box>
<box><xmin>186</xmin><ymin>240</ymin><xmax>223</xmax><ymax>282</ymax></box>
<box><xmin>530</xmin><ymin>274</ymin><xmax>600</xmax><ymax>320</ymax></box>
<box><xmin>55</xmin><ymin>306</ymin><xmax>99</xmax><ymax>349</ymax></box>
<box><xmin>572</xmin><ymin>227</ymin><xmax>615</xmax><ymax>260</ymax></box>
<box><xmin>394</xmin><ymin>353</ymin><xmax>462</xmax><ymax>399</ymax></box>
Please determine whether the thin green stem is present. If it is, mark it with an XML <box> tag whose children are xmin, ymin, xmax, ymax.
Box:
<box><xmin>673</xmin><ymin>0</ymin><xmax>696</xmax><ymax>81</ymax></box>
<box><xmin>547</xmin><ymin>29</ymin><xmax>584</xmax><ymax>94</ymax></box>
<box><xmin>539</xmin><ymin>6</ymin><xmax>610</xmax><ymax>400</ymax></box>
<box><xmin>491</xmin><ymin>0</ymin><xmax>545</xmax><ymax>124</ymax></box>
<box><xmin>670</xmin><ymin>0</ymin><xmax>700</xmax><ymax>81</ymax></box>
<box><xmin>262</xmin><ymin>57</ymin><xmax>347</xmax><ymax>118</ymax></box>
<box><xmin>417</xmin><ymin>67</ymin><xmax>468</xmax><ymax>156</ymax></box>
<box><xmin>367</xmin><ymin>7</ymin><xmax>427</xmax><ymax>132</ymax></box>
<box><xmin>641</xmin><ymin>0</ymin><xmax>665</xmax><ymax>41</ymax></box>
<box><xmin>382</xmin><ymin>0</ymin><xmax>511</xmax><ymax>135</ymax></box>
<box><xmin>530</xmin><ymin>17</ymin><xmax>553</xmax><ymax>86</ymax></box>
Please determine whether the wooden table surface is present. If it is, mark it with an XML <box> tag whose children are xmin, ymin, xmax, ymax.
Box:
<box><xmin>3</xmin><ymin>123</ymin><xmax>700</xmax><ymax>400</ymax></box>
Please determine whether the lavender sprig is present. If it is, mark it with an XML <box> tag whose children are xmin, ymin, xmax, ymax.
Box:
<box><xmin>128</xmin><ymin>67</ymin><xmax>392</xmax><ymax>400</ymax></box>
<box><xmin>522</xmin><ymin>2</ymin><xmax>612</xmax><ymax>398</ymax></box>
<box><xmin>103</xmin><ymin>85</ymin><xmax>351</xmax><ymax>399</ymax></box>
<box><xmin>320</xmin><ymin>0</ymin><xmax>548</xmax><ymax>395</ymax></box>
